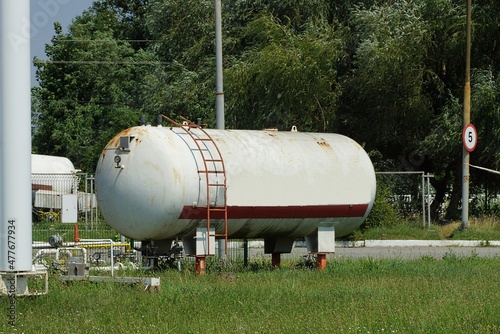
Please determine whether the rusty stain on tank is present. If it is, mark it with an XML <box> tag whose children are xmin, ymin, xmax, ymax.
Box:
<box><xmin>108</xmin><ymin>135</ymin><xmax>120</xmax><ymax>148</ymax></box>
<box><xmin>317</xmin><ymin>141</ymin><xmax>331</xmax><ymax>149</ymax></box>
<box><xmin>172</xmin><ymin>167</ymin><xmax>181</xmax><ymax>184</ymax></box>
<box><xmin>107</xmin><ymin>127</ymin><xmax>148</xmax><ymax>148</ymax></box>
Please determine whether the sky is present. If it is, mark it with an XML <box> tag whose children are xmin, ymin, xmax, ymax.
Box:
<box><xmin>30</xmin><ymin>0</ymin><xmax>94</xmax><ymax>86</ymax></box>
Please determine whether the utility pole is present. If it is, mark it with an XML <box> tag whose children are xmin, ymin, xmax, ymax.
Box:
<box><xmin>214</xmin><ymin>0</ymin><xmax>224</xmax><ymax>130</ymax></box>
<box><xmin>462</xmin><ymin>0</ymin><xmax>472</xmax><ymax>230</ymax></box>
<box><xmin>214</xmin><ymin>0</ymin><xmax>226</xmax><ymax>258</ymax></box>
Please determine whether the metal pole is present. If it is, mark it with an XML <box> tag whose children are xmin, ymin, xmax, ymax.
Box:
<box><xmin>422</xmin><ymin>173</ymin><xmax>426</xmax><ymax>229</ymax></box>
<box><xmin>214</xmin><ymin>0</ymin><xmax>224</xmax><ymax>130</ymax></box>
<box><xmin>427</xmin><ymin>174</ymin><xmax>431</xmax><ymax>230</ymax></box>
<box><xmin>84</xmin><ymin>174</ymin><xmax>89</xmax><ymax>226</ymax></box>
<box><xmin>91</xmin><ymin>176</ymin><xmax>95</xmax><ymax>230</ymax></box>
<box><xmin>243</xmin><ymin>239</ymin><xmax>248</xmax><ymax>267</ymax></box>
<box><xmin>0</xmin><ymin>0</ymin><xmax>33</xmax><ymax>271</ymax></box>
<box><xmin>462</xmin><ymin>0</ymin><xmax>472</xmax><ymax>230</ymax></box>
<box><xmin>215</xmin><ymin>0</ymin><xmax>227</xmax><ymax>259</ymax></box>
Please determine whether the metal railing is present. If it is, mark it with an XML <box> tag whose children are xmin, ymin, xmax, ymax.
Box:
<box><xmin>32</xmin><ymin>173</ymin><xmax>114</xmax><ymax>245</ymax></box>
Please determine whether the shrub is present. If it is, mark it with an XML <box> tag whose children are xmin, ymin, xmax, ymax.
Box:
<box><xmin>363</xmin><ymin>182</ymin><xmax>399</xmax><ymax>229</ymax></box>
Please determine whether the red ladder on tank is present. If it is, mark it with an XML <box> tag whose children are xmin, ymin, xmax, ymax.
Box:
<box><xmin>162</xmin><ymin>115</ymin><xmax>228</xmax><ymax>255</ymax></box>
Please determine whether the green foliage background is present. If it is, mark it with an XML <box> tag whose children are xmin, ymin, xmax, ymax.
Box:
<box><xmin>32</xmin><ymin>0</ymin><xmax>500</xmax><ymax>221</ymax></box>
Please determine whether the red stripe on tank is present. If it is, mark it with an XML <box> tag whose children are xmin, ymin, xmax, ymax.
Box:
<box><xmin>178</xmin><ymin>204</ymin><xmax>369</xmax><ymax>220</ymax></box>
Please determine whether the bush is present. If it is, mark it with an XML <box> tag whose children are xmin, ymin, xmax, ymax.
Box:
<box><xmin>363</xmin><ymin>182</ymin><xmax>399</xmax><ymax>229</ymax></box>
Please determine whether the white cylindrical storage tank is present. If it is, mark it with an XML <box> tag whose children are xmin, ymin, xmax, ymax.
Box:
<box><xmin>32</xmin><ymin>154</ymin><xmax>76</xmax><ymax>174</ymax></box>
<box><xmin>31</xmin><ymin>154</ymin><xmax>78</xmax><ymax>193</ymax></box>
<box><xmin>95</xmin><ymin>125</ymin><xmax>376</xmax><ymax>242</ymax></box>
<box><xmin>0</xmin><ymin>0</ymin><xmax>32</xmax><ymax>271</ymax></box>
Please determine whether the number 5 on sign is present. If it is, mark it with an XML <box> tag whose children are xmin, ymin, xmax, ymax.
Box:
<box><xmin>463</xmin><ymin>123</ymin><xmax>478</xmax><ymax>152</ymax></box>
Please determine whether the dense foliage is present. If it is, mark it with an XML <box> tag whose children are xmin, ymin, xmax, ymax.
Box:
<box><xmin>32</xmin><ymin>0</ymin><xmax>500</xmax><ymax>221</ymax></box>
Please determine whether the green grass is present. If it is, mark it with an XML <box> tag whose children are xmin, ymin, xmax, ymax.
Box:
<box><xmin>2</xmin><ymin>255</ymin><xmax>500</xmax><ymax>333</ymax></box>
<box><xmin>450</xmin><ymin>216</ymin><xmax>500</xmax><ymax>241</ymax></box>
<box><xmin>8</xmin><ymin>217</ymin><xmax>498</xmax><ymax>332</ymax></box>
<box><xmin>354</xmin><ymin>221</ymin><xmax>441</xmax><ymax>240</ymax></box>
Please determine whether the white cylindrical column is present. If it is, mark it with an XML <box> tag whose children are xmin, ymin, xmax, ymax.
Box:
<box><xmin>0</xmin><ymin>0</ymin><xmax>33</xmax><ymax>271</ymax></box>
<box><xmin>214</xmin><ymin>0</ymin><xmax>224</xmax><ymax>130</ymax></box>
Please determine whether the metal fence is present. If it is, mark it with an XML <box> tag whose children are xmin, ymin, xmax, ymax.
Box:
<box><xmin>30</xmin><ymin>171</ymin><xmax>435</xmax><ymax>272</ymax></box>
<box><xmin>29</xmin><ymin>171</ymin><xmax>307</xmax><ymax>272</ymax></box>
<box><xmin>31</xmin><ymin>172</ymin><xmax>128</xmax><ymax>274</ymax></box>
<box><xmin>32</xmin><ymin>173</ymin><xmax>114</xmax><ymax>244</ymax></box>
<box><xmin>375</xmin><ymin>171</ymin><xmax>434</xmax><ymax>228</ymax></box>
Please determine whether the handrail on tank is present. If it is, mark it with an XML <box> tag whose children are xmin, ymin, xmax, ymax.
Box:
<box><xmin>161</xmin><ymin>114</ymin><xmax>183</xmax><ymax>129</ymax></box>
<box><xmin>161</xmin><ymin>115</ymin><xmax>207</xmax><ymax>130</ymax></box>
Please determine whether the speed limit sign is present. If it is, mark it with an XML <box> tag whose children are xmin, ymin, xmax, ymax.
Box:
<box><xmin>463</xmin><ymin>123</ymin><xmax>478</xmax><ymax>152</ymax></box>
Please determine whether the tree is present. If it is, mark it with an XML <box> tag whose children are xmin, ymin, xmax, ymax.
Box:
<box><xmin>340</xmin><ymin>0</ymin><xmax>433</xmax><ymax>155</ymax></box>
<box><xmin>32</xmin><ymin>2</ymin><xmax>154</xmax><ymax>172</ymax></box>
<box><xmin>143</xmin><ymin>0</ymin><xmax>341</xmax><ymax>130</ymax></box>
<box><xmin>225</xmin><ymin>12</ymin><xmax>344</xmax><ymax>131</ymax></box>
<box><xmin>467</xmin><ymin>68</ymin><xmax>500</xmax><ymax>214</ymax></box>
<box><xmin>417</xmin><ymin>0</ymin><xmax>500</xmax><ymax>219</ymax></box>
<box><xmin>340</xmin><ymin>0</ymin><xmax>475</xmax><ymax>220</ymax></box>
<box><xmin>142</xmin><ymin>0</ymin><xmax>218</xmax><ymax>125</ymax></box>
<box><xmin>32</xmin><ymin>0</ymin><xmax>500</xmax><ymax>222</ymax></box>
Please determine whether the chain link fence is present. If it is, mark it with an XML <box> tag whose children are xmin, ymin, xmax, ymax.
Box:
<box><xmin>31</xmin><ymin>171</ymin><xmax>435</xmax><ymax>272</ymax></box>
<box><xmin>32</xmin><ymin>172</ymin><xmax>121</xmax><ymax>272</ymax></box>
<box><xmin>375</xmin><ymin>171</ymin><xmax>434</xmax><ymax>228</ymax></box>
<box><xmin>32</xmin><ymin>172</ymin><xmax>111</xmax><ymax>236</ymax></box>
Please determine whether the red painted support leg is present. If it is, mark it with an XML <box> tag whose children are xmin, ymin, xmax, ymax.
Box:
<box><xmin>271</xmin><ymin>253</ymin><xmax>281</xmax><ymax>269</ymax></box>
<box><xmin>317</xmin><ymin>253</ymin><xmax>327</xmax><ymax>270</ymax></box>
<box><xmin>74</xmin><ymin>224</ymin><xmax>80</xmax><ymax>242</ymax></box>
<box><xmin>196</xmin><ymin>256</ymin><xmax>206</xmax><ymax>275</ymax></box>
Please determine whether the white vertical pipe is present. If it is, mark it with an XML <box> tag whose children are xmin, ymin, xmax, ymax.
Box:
<box><xmin>214</xmin><ymin>0</ymin><xmax>224</xmax><ymax>130</ymax></box>
<box><xmin>0</xmin><ymin>0</ymin><xmax>33</xmax><ymax>271</ymax></box>
<box><xmin>214</xmin><ymin>0</ymin><xmax>226</xmax><ymax>259</ymax></box>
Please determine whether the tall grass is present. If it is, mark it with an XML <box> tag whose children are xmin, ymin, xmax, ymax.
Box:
<box><xmin>451</xmin><ymin>216</ymin><xmax>500</xmax><ymax>241</ymax></box>
<box><xmin>2</xmin><ymin>255</ymin><xmax>499</xmax><ymax>333</ymax></box>
<box><xmin>355</xmin><ymin>216</ymin><xmax>500</xmax><ymax>241</ymax></box>
<box><xmin>354</xmin><ymin>220</ymin><xmax>441</xmax><ymax>240</ymax></box>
